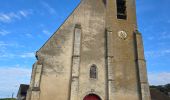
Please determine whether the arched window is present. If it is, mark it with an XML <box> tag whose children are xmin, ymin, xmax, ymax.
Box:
<box><xmin>90</xmin><ymin>65</ymin><xmax>97</xmax><ymax>79</ymax></box>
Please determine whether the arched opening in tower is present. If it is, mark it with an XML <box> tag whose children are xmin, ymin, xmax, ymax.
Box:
<box><xmin>83</xmin><ymin>94</ymin><xmax>101</xmax><ymax>100</ymax></box>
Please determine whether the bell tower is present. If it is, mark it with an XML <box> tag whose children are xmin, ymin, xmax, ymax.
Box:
<box><xmin>26</xmin><ymin>0</ymin><xmax>151</xmax><ymax>100</ymax></box>
<box><xmin>105</xmin><ymin>0</ymin><xmax>151</xmax><ymax>100</ymax></box>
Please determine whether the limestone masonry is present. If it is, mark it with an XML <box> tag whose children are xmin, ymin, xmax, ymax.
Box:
<box><xmin>26</xmin><ymin>0</ymin><xmax>151</xmax><ymax>100</ymax></box>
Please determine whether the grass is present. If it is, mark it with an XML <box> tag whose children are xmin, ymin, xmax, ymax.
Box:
<box><xmin>0</xmin><ymin>98</ymin><xmax>16</xmax><ymax>100</ymax></box>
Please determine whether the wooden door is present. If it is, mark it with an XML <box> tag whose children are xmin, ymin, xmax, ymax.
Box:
<box><xmin>83</xmin><ymin>94</ymin><xmax>101</xmax><ymax>100</ymax></box>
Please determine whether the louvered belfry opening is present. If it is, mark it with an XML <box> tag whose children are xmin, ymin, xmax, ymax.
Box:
<box><xmin>117</xmin><ymin>0</ymin><xmax>127</xmax><ymax>19</ymax></box>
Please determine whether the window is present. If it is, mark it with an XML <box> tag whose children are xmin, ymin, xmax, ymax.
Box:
<box><xmin>117</xmin><ymin>0</ymin><xmax>127</xmax><ymax>19</ymax></box>
<box><xmin>90</xmin><ymin>65</ymin><xmax>97</xmax><ymax>79</ymax></box>
<box><xmin>103</xmin><ymin>0</ymin><xmax>106</xmax><ymax>5</ymax></box>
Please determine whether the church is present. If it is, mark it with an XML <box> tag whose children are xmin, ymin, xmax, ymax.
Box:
<box><xmin>26</xmin><ymin>0</ymin><xmax>151</xmax><ymax>100</ymax></box>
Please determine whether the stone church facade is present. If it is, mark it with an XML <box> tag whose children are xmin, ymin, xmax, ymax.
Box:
<box><xmin>26</xmin><ymin>0</ymin><xmax>151</xmax><ymax>100</ymax></box>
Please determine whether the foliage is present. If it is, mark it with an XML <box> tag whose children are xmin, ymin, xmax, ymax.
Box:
<box><xmin>150</xmin><ymin>84</ymin><xmax>170</xmax><ymax>96</ymax></box>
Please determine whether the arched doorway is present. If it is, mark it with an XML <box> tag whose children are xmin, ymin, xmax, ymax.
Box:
<box><xmin>83</xmin><ymin>94</ymin><xmax>101</xmax><ymax>100</ymax></box>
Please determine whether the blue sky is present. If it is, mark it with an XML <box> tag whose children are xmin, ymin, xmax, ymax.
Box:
<box><xmin>0</xmin><ymin>0</ymin><xmax>169</xmax><ymax>98</ymax></box>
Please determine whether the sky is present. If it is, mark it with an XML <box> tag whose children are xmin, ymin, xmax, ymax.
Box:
<box><xmin>0</xmin><ymin>0</ymin><xmax>169</xmax><ymax>98</ymax></box>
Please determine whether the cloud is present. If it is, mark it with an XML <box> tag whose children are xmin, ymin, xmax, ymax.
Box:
<box><xmin>0</xmin><ymin>52</ymin><xmax>35</xmax><ymax>59</ymax></box>
<box><xmin>0</xmin><ymin>66</ymin><xmax>31</xmax><ymax>98</ymax></box>
<box><xmin>145</xmin><ymin>49</ymin><xmax>170</xmax><ymax>58</ymax></box>
<box><xmin>148</xmin><ymin>72</ymin><xmax>170</xmax><ymax>85</ymax></box>
<box><xmin>158</xmin><ymin>31</ymin><xmax>170</xmax><ymax>40</ymax></box>
<box><xmin>19</xmin><ymin>10</ymin><xmax>30</xmax><ymax>17</ymax></box>
<box><xmin>0</xmin><ymin>14</ymin><xmax>11</xmax><ymax>23</ymax></box>
<box><xmin>42</xmin><ymin>30</ymin><xmax>51</xmax><ymax>35</ymax></box>
<box><xmin>25</xmin><ymin>33</ymin><xmax>33</xmax><ymax>38</ymax></box>
<box><xmin>147</xmin><ymin>36</ymin><xmax>155</xmax><ymax>40</ymax></box>
<box><xmin>0</xmin><ymin>41</ymin><xmax>17</xmax><ymax>53</ymax></box>
<box><xmin>145</xmin><ymin>31</ymin><xmax>168</xmax><ymax>41</ymax></box>
<box><xmin>0</xmin><ymin>41</ymin><xmax>10</xmax><ymax>47</ymax></box>
<box><xmin>41</xmin><ymin>2</ymin><xmax>56</xmax><ymax>14</ymax></box>
<box><xmin>0</xmin><ymin>53</ymin><xmax>15</xmax><ymax>59</ymax></box>
<box><xmin>0</xmin><ymin>41</ymin><xmax>34</xmax><ymax>59</ymax></box>
<box><xmin>0</xmin><ymin>41</ymin><xmax>23</xmax><ymax>49</ymax></box>
<box><xmin>20</xmin><ymin>52</ymin><xmax>35</xmax><ymax>58</ymax></box>
<box><xmin>0</xmin><ymin>29</ymin><xmax>10</xmax><ymax>36</ymax></box>
<box><xmin>0</xmin><ymin>10</ymin><xmax>32</xmax><ymax>23</ymax></box>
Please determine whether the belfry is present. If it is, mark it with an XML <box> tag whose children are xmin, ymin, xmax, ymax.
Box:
<box><xmin>26</xmin><ymin>0</ymin><xmax>151</xmax><ymax>100</ymax></box>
